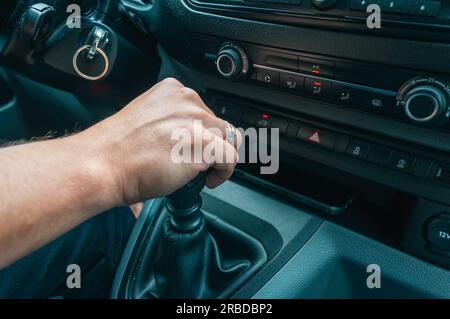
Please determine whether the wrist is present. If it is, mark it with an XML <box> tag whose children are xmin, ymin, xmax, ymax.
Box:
<box><xmin>66</xmin><ymin>130</ymin><xmax>124</xmax><ymax>211</ymax></box>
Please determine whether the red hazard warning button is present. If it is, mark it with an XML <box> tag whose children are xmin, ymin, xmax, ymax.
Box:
<box><xmin>297</xmin><ymin>125</ymin><xmax>336</xmax><ymax>149</ymax></box>
<box><xmin>307</xmin><ymin>130</ymin><xmax>321</xmax><ymax>144</ymax></box>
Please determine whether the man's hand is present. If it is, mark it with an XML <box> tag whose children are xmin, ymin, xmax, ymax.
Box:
<box><xmin>78</xmin><ymin>77</ymin><xmax>242</xmax><ymax>206</ymax></box>
<box><xmin>0</xmin><ymin>78</ymin><xmax>241</xmax><ymax>268</ymax></box>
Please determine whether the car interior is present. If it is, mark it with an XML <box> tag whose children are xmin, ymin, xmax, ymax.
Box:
<box><xmin>1</xmin><ymin>0</ymin><xmax>450</xmax><ymax>299</ymax></box>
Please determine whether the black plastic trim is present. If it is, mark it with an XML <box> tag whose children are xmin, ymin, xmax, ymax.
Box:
<box><xmin>232</xmin><ymin>216</ymin><xmax>323</xmax><ymax>298</ymax></box>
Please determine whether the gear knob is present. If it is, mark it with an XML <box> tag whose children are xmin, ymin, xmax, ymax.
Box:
<box><xmin>166</xmin><ymin>171</ymin><xmax>209</xmax><ymax>232</ymax></box>
<box><xmin>167</xmin><ymin>170</ymin><xmax>208</xmax><ymax>211</ymax></box>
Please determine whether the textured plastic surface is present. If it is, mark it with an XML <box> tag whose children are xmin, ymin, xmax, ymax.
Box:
<box><xmin>253</xmin><ymin>221</ymin><xmax>450</xmax><ymax>298</ymax></box>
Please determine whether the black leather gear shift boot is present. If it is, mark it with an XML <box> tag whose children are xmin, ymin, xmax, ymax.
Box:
<box><xmin>126</xmin><ymin>202</ymin><xmax>267</xmax><ymax>299</ymax></box>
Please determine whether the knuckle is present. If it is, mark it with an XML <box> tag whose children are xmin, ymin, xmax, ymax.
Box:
<box><xmin>180</xmin><ymin>87</ymin><xmax>199</xmax><ymax>100</ymax></box>
<box><xmin>162</xmin><ymin>77</ymin><xmax>182</xmax><ymax>87</ymax></box>
<box><xmin>188</xmin><ymin>106</ymin><xmax>208</xmax><ymax>120</ymax></box>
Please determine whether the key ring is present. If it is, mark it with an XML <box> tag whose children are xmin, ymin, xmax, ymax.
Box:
<box><xmin>72</xmin><ymin>45</ymin><xmax>109</xmax><ymax>81</ymax></box>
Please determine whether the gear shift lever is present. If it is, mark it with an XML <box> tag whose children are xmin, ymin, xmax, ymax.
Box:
<box><xmin>166</xmin><ymin>171</ymin><xmax>208</xmax><ymax>232</ymax></box>
<box><xmin>118</xmin><ymin>171</ymin><xmax>267</xmax><ymax>299</ymax></box>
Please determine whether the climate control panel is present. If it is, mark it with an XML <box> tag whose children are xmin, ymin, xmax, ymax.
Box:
<box><xmin>190</xmin><ymin>35</ymin><xmax>450</xmax><ymax>129</ymax></box>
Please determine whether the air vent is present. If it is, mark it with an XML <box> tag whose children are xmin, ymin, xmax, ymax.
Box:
<box><xmin>434</xmin><ymin>166</ymin><xmax>450</xmax><ymax>185</ymax></box>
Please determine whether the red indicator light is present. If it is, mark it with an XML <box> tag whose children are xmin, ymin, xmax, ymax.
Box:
<box><xmin>312</xmin><ymin>70</ymin><xmax>321</xmax><ymax>74</ymax></box>
<box><xmin>262</xmin><ymin>113</ymin><xmax>270</xmax><ymax>119</ymax></box>
<box><xmin>313</xmin><ymin>82</ymin><xmax>322</xmax><ymax>86</ymax></box>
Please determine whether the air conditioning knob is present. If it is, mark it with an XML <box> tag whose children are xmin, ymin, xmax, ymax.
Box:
<box><xmin>396</xmin><ymin>77</ymin><xmax>450</xmax><ymax>127</ymax></box>
<box><xmin>312</xmin><ymin>0</ymin><xmax>339</xmax><ymax>9</ymax></box>
<box><xmin>215</xmin><ymin>43</ymin><xmax>249</xmax><ymax>80</ymax></box>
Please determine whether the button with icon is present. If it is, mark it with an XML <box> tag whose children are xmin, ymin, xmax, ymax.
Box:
<box><xmin>280</xmin><ymin>73</ymin><xmax>304</xmax><ymax>94</ymax></box>
<box><xmin>346</xmin><ymin>139</ymin><xmax>371</xmax><ymax>160</ymax></box>
<box><xmin>331</xmin><ymin>84</ymin><xmax>362</xmax><ymax>107</ymax></box>
<box><xmin>255</xmin><ymin>113</ymin><xmax>272</xmax><ymax>128</ymax></box>
<box><xmin>256</xmin><ymin>69</ymin><xmax>280</xmax><ymax>87</ymax></box>
<box><xmin>299</xmin><ymin>57</ymin><xmax>335</xmax><ymax>78</ymax></box>
<box><xmin>389</xmin><ymin>151</ymin><xmax>415</xmax><ymax>174</ymax></box>
<box><xmin>304</xmin><ymin>78</ymin><xmax>331</xmax><ymax>98</ymax></box>
<box><xmin>361</xmin><ymin>91</ymin><xmax>395</xmax><ymax>115</ymax></box>
<box><xmin>297</xmin><ymin>125</ymin><xmax>338</xmax><ymax>150</ymax></box>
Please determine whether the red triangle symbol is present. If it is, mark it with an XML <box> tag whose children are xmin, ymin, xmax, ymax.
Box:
<box><xmin>308</xmin><ymin>130</ymin><xmax>321</xmax><ymax>144</ymax></box>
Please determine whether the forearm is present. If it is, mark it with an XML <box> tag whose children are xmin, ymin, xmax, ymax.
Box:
<box><xmin>0</xmin><ymin>78</ymin><xmax>238</xmax><ymax>269</ymax></box>
<box><xmin>0</xmin><ymin>132</ymin><xmax>118</xmax><ymax>268</ymax></box>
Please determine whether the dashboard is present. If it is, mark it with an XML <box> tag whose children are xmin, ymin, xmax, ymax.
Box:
<box><xmin>142</xmin><ymin>0</ymin><xmax>450</xmax><ymax>200</ymax></box>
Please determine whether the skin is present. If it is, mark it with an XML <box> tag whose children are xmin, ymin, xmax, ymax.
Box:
<box><xmin>0</xmin><ymin>78</ymin><xmax>242</xmax><ymax>269</ymax></box>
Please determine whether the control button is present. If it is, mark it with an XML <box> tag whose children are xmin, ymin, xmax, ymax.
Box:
<box><xmin>334</xmin><ymin>135</ymin><xmax>350</xmax><ymax>153</ymax></box>
<box><xmin>425</xmin><ymin>214</ymin><xmax>450</xmax><ymax>252</ymax></box>
<box><xmin>271</xmin><ymin>116</ymin><xmax>289</xmax><ymax>135</ymax></box>
<box><xmin>280</xmin><ymin>73</ymin><xmax>304</xmax><ymax>94</ymax></box>
<box><xmin>256</xmin><ymin>69</ymin><xmax>280</xmax><ymax>87</ymax></box>
<box><xmin>396</xmin><ymin>77</ymin><xmax>450</xmax><ymax>127</ymax></box>
<box><xmin>217</xmin><ymin>54</ymin><xmax>236</xmax><ymax>77</ymax></box>
<box><xmin>380</xmin><ymin>0</ymin><xmax>408</xmax><ymax>13</ymax></box>
<box><xmin>299</xmin><ymin>57</ymin><xmax>335</xmax><ymax>78</ymax></box>
<box><xmin>286</xmin><ymin>121</ymin><xmax>301</xmax><ymax>139</ymax></box>
<box><xmin>240</xmin><ymin>109</ymin><xmax>258</xmax><ymax>125</ymax></box>
<box><xmin>346</xmin><ymin>139</ymin><xmax>371</xmax><ymax>159</ymax></box>
<box><xmin>255</xmin><ymin>113</ymin><xmax>272</xmax><ymax>128</ymax></box>
<box><xmin>407</xmin><ymin>92</ymin><xmax>440</xmax><ymax>119</ymax></box>
<box><xmin>304</xmin><ymin>78</ymin><xmax>331</xmax><ymax>98</ymax></box>
<box><xmin>407</xmin><ymin>0</ymin><xmax>441</xmax><ymax>17</ymax></box>
<box><xmin>215</xmin><ymin>101</ymin><xmax>242</xmax><ymax>120</ymax></box>
<box><xmin>367</xmin><ymin>145</ymin><xmax>392</xmax><ymax>166</ymax></box>
<box><xmin>434</xmin><ymin>165</ymin><xmax>450</xmax><ymax>184</ymax></box>
<box><xmin>331</xmin><ymin>84</ymin><xmax>362</xmax><ymax>107</ymax></box>
<box><xmin>413</xmin><ymin>158</ymin><xmax>434</xmax><ymax>179</ymax></box>
<box><xmin>215</xmin><ymin>43</ymin><xmax>249</xmax><ymax>80</ymax></box>
<box><xmin>361</xmin><ymin>91</ymin><xmax>395</xmax><ymax>115</ymax></box>
<box><xmin>349</xmin><ymin>0</ymin><xmax>379</xmax><ymax>11</ymax></box>
<box><xmin>404</xmin><ymin>85</ymin><xmax>447</xmax><ymax>125</ymax></box>
<box><xmin>389</xmin><ymin>151</ymin><xmax>416</xmax><ymax>174</ymax></box>
<box><xmin>297</xmin><ymin>125</ymin><xmax>336</xmax><ymax>149</ymax></box>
